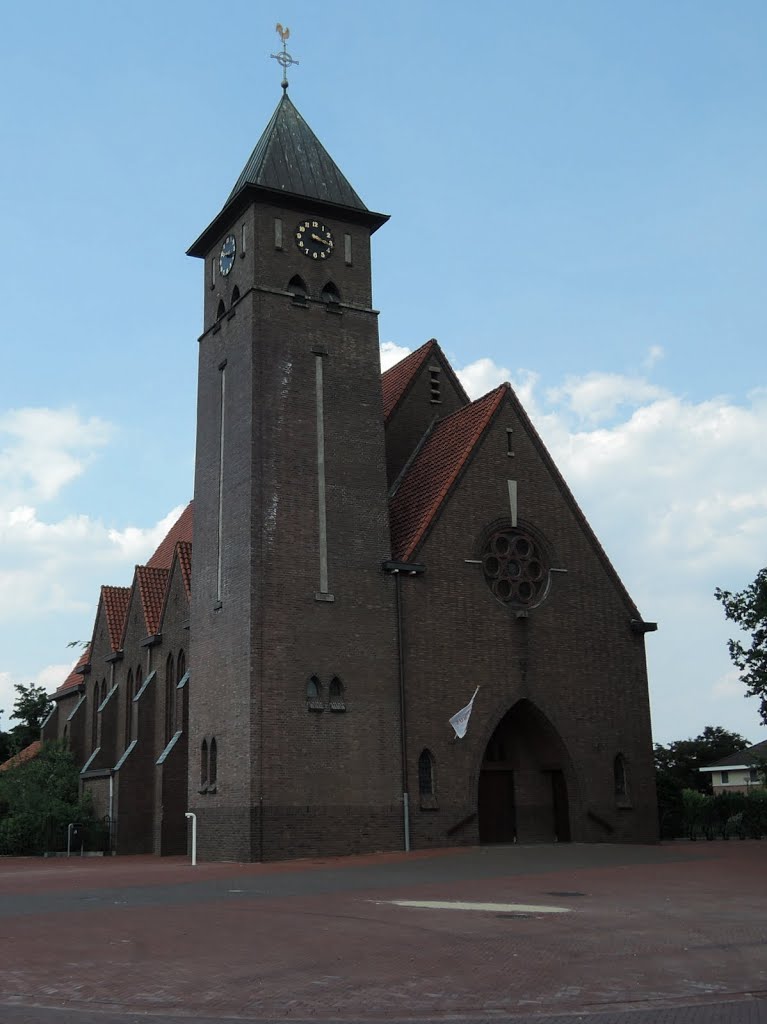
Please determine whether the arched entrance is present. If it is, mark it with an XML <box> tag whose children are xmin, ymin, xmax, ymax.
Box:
<box><xmin>478</xmin><ymin>700</ymin><xmax>572</xmax><ymax>843</ymax></box>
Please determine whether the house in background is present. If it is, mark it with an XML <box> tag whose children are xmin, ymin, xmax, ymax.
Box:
<box><xmin>699</xmin><ymin>738</ymin><xmax>767</xmax><ymax>794</ymax></box>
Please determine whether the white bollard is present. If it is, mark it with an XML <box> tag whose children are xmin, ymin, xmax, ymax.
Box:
<box><xmin>185</xmin><ymin>811</ymin><xmax>197</xmax><ymax>866</ymax></box>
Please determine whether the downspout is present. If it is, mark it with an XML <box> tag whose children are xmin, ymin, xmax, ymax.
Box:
<box><xmin>108</xmin><ymin>662</ymin><xmax>115</xmax><ymax>822</ymax></box>
<box><xmin>395</xmin><ymin>571</ymin><xmax>410</xmax><ymax>852</ymax></box>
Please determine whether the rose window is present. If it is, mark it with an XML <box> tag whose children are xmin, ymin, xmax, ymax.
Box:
<box><xmin>482</xmin><ymin>529</ymin><xmax>548</xmax><ymax>607</ymax></box>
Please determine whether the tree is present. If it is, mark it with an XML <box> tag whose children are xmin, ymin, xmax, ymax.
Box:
<box><xmin>654</xmin><ymin>726</ymin><xmax>750</xmax><ymax>838</ymax></box>
<box><xmin>3</xmin><ymin>684</ymin><xmax>54</xmax><ymax>756</ymax></box>
<box><xmin>0</xmin><ymin>740</ymin><xmax>97</xmax><ymax>855</ymax></box>
<box><xmin>715</xmin><ymin>568</ymin><xmax>767</xmax><ymax>725</ymax></box>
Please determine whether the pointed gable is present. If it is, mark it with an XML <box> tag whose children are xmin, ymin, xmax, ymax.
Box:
<box><xmin>54</xmin><ymin>645</ymin><xmax>91</xmax><ymax>696</ymax></box>
<box><xmin>135</xmin><ymin>566</ymin><xmax>171</xmax><ymax>636</ymax></box>
<box><xmin>382</xmin><ymin>340</ymin><xmax>437</xmax><ymax>422</ymax></box>
<box><xmin>147</xmin><ymin>502</ymin><xmax>193</xmax><ymax>570</ymax></box>
<box><xmin>102</xmin><ymin>586</ymin><xmax>131</xmax><ymax>652</ymax></box>
<box><xmin>390</xmin><ymin>384</ymin><xmax>509</xmax><ymax>561</ymax></box>
<box><xmin>227</xmin><ymin>93</ymin><xmax>367</xmax><ymax>210</ymax></box>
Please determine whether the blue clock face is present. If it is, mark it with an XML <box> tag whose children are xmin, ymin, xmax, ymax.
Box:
<box><xmin>219</xmin><ymin>234</ymin><xmax>236</xmax><ymax>275</ymax></box>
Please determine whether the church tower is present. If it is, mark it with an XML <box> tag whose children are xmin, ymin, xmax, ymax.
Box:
<box><xmin>186</xmin><ymin>60</ymin><xmax>402</xmax><ymax>860</ymax></box>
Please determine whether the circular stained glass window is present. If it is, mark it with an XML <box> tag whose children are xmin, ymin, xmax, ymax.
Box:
<box><xmin>482</xmin><ymin>528</ymin><xmax>548</xmax><ymax>608</ymax></box>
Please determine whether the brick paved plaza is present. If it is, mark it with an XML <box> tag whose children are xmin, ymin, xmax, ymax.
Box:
<box><xmin>0</xmin><ymin>841</ymin><xmax>765</xmax><ymax>1024</ymax></box>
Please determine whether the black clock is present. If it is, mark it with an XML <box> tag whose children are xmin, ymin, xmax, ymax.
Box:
<box><xmin>219</xmin><ymin>235</ymin><xmax>236</xmax><ymax>275</ymax></box>
<box><xmin>295</xmin><ymin>220</ymin><xmax>334</xmax><ymax>260</ymax></box>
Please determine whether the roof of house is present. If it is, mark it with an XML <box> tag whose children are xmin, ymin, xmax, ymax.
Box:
<box><xmin>700</xmin><ymin>738</ymin><xmax>767</xmax><ymax>771</ymax></box>
<box><xmin>147</xmin><ymin>502</ymin><xmax>194</xmax><ymax>570</ymax></box>
<box><xmin>389</xmin><ymin>384</ymin><xmax>509</xmax><ymax>562</ymax></box>
<box><xmin>227</xmin><ymin>92</ymin><xmax>367</xmax><ymax>210</ymax></box>
<box><xmin>135</xmin><ymin>566</ymin><xmax>171</xmax><ymax>637</ymax></box>
<box><xmin>54</xmin><ymin>646</ymin><xmax>91</xmax><ymax>696</ymax></box>
<box><xmin>0</xmin><ymin>739</ymin><xmax>42</xmax><ymax>773</ymax></box>
<box><xmin>382</xmin><ymin>340</ymin><xmax>438</xmax><ymax>422</ymax></box>
<box><xmin>102</xmin><ymin>586</ymin><xmax>131</xmax><ymax>652</ymax></box>
<box><xmin>176</xmin><ymin>540</ymin><xmax>192</xmax><ymax>598</ymax></box>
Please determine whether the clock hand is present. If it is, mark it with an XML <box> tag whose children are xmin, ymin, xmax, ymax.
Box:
<box><xmin>311</xmin><ymin>233</ymin><xmax>333</xmax><ymax>247</ymax></box>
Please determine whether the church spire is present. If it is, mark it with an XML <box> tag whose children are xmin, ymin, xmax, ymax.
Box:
<box><xmin>270</xmin><ymin>24</ymin><xmax>298</xmax><ymax>92</ymax></box>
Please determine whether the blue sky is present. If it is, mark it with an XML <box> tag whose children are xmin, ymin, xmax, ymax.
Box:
<box><xmin>1</xmin><ymin>1</ymin><xmax>766</xmax><ymax>746</ymax></box>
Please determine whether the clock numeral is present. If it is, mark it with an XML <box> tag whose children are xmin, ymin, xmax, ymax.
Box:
<box><xmin>312</xmin><ymin>221</ymin><xmax>318</xmax><ymax>228</ymax></box>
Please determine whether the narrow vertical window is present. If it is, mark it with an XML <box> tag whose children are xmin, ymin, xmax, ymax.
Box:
<box><xmin>418</xmin><ymin>750</ymin><xmax>435</xmax><ymax>798</ymax></box>
<box><xmin>329</xmin><ymin>676</ymin><xmax>345</xmax><ymax>711</ymax></box>
<box><xmin>165</xmin><ymin>653</ymin><xmax>175</xmax><ymax>743</ymax></box>
<box><xmin>506</xmin><ymin>428</ymin><xmax>514</xmax><ymax>457</ymax></box>
<box><xmin>274</xmin><ymin>218</ymin><xmax>283</xmax><ymax>250</ymax></box>
<box><xmin>91</xmin><ymin>681</ymin><xmax>99</xmax><ymax>749</ymax></box>
<box><xmin>209</xmin><ymin>737</ymin><xmax>218</xmax><ymax>788</ymax></box>
<box><xmin>307</xmin><ymin>675</ymin><xmax>323</xmax><ymax>711</ymax></box>
<box><xmin>210</xmin><ymin>257</ymin><xmax>216</xmax><ymax>288</ymax></box>
<box><xmin>429</xmin><ymin>367</ymin><xmax>441</xmax><ymax>403</ymax></box>
<box><xmin>200</xmin><ymin>739</ymin><xmax>208</xmax><ymax>790</ymax></box>
<box><xmin>344</xmin><ymin>233</ymin><xmax>352</xmax><ymax>265</ymax></box>
<box><xmin>614</xmin><ymin>754</ymin><xmax>629</xmax><ymax>803</ymax></box>
<box><xmin>124</xmin><ymin>669</ymin><xmax>134</xmax><ymax>748</ymax></box>
<box><xmin>241</xmin><ymin>221</ymin><xmax>247</xmax><ymax>255</ymax></box>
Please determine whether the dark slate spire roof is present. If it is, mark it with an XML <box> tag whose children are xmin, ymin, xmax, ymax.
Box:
<box><xmin>227</xmin><ymin>92</ymin><xmax>367</xmax><ymax>210</ymax></box>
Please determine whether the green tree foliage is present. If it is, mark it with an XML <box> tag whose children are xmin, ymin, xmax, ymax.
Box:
<box><xmin>0</xmin><ymin>740</ymin><xmax>97</xmax><ymax>855</ymax></box>
<box><xmin>654</xmin><ymin>726</ymin><xmax>750</xmax><ymax>838</ymax></box>
<box><xmin>716</xmin><ymin>568</ymin><xmax>767</xmax><ymax>725</ymax></box>
<box><xmin>0</xmin><ymin>683</ymin><xmax>54</xmax><ymax>760</ymax></box>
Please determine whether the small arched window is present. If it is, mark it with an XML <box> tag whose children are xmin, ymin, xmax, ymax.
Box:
<box><xmin>200</xmin><ymin>739</ymin><xmax>208</xmax><ymax>790</ymax></box>
<box><xmin>321</xmin><ymin>281</ymin><xmax>341</xmax><ymax>306</ymax></box>
<box><xmin>216</xmin><ymin>298</ymin><xmax>226</xmax><ymax>319</ymax></box>
<box><xmin>329</xmin><ymin>676</ymin><xmax>346</xmax><ymax>712</ymax></box>
<box><xmin>231</xmin><ymin>285</ymin><xmax>240</xmax><ymax>303</ymax></box>
<box><xmin>306</xmin><ymin>675</ymin><xmax>323</xmax><ymax>711</ymax></box>
<box><xmin>614</xmin><ymin>753</ymin><xmax>629</xmax><ymax>803</ymax></box>
<box><xmin>209</xmin><ymin>737</ymin><xmax>218</xmax><ymax>789</ymax></box>
<box><xmin>418</xmin><ymin>749</ymin><xmax>435</xmax><ymax>797</ymax></box>
<box><xmin>165</xmin><ymin>653</ymin><xmax>176</xmax><ymax>743</ymax></box>
<box><xmin>91</xmin><ymin>681</ymin><xmax>100</xmax><ymax>749</ymax></box>
<box><xmin>288</xmin><ymin>275</ymin><xmax>307</xmax><ymax>304</ymax></box>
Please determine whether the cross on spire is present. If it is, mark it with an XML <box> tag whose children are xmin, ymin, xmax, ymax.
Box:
<box><xmin>271</xmin><ymin>23</ymin><xmax>299</xmax><ymax>91</ymax></box>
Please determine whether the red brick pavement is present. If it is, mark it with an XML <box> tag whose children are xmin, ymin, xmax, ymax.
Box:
<box><xmin>0</xmin><ymin>842</ymin><xmax>765</xmax><ymax>1022</ymax></box>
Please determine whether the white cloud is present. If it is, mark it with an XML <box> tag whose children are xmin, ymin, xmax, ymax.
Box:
<box><xmin>643</xmin><ymin>344</ymin><xmax>665</xmax><ymax>370</ymax></box>
<box><xmin>0</xmin><ymin>407</ymin><xmax>112</xmax><ymax>502</ymax></box>
<box><xmin>380</xmin><ymin>341</ymin><xmax>411</xmax><ymax>371</ymax></box>
<box><xmin>547</xmin><ymin>372</ymin><xmax>667</xmax><ymax>424</ymax></box>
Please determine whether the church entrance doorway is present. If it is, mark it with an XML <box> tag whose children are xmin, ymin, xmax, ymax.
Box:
<box><xmin>478</xmin><ymin>700</ymin><xmax>572</xmax><ymax>843</ymax></box>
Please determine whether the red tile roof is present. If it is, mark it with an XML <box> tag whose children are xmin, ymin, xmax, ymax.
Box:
<box><xmin>136</xmin><ymin>566</ymin><xmax>170</xmax><ymax>636</ymax></box>
<box><xmin>175</xmin><ymin>541</ymin><xmax>192</xmax><ymax>598</ymax></box>
<box><xmin>381</xmin><ymin>340</ymin><xmax>437</xmax><ymax>422</ymax></box>
<box><xmin>0</xmin><ymin>739</ymin><xmax>42</xmax><ymax>772</ymax></box>
<box><xmin>147</xmin><ymin>502</ymin><xmax>194</xmax><ymax>570</ymax></box>
<box><xmin>389</xmin><ymin>384</ymin><xmax>509</xmax><ymax>561</ymax></box>
<box><xmin>54</xmin><ymin>646</ymin><xmax>91</xmax><ymax>695</ymax></box>
<box><xmin>103</xmin><ymin>586</ymin><xmax>131</xmax><ymax>652</ymax></box>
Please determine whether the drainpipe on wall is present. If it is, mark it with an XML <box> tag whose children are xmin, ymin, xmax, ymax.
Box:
<box><xmin>383</xmin><ymin>559</ymin><xmax>425</xmax><ymax>853</ymax></box>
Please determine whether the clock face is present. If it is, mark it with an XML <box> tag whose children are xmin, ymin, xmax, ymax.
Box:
<box><xmin>295</xmin><ymin>220</ymin><xmax>334</xmax><ymax>260</ymax></box>
<box><xmin>219</xmin><ymin>234</ymin><xmax>236</xmax><ymax>276</ymax></box>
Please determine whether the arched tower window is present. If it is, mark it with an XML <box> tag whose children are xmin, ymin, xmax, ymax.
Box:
<box><xmin>231</xmin><ymin>285</ymin><xmax>240</xmax><ymax>303</ymax></box>
<box><xmin>209</xmin><ymin>737</ymin><xmax>218</xmax><ymax>789</ymax></box>
<box><xmin>329</xmin><ymin>676</ymin><xmax>346</xmax><ymax>712</ymax></box>
<box><xmin>200</xmin><ymin>739</ymin><xmax>208</xmax><ymax>790</ymax></box>
<box><xmin>288</xmin><ymin>275</ymin><xmax>307</xmax><ymax>304</ymax></box>
<box><xmin>321</xmin><ymin>281</ymin><xmax>341</xmax><ymax>306</ymax></box>
<box><xmin>216</xmin><ymin>298</ymin><xmax>226</xmax><ymax>319</ymax></box>
<box><xmin>165</xmin><ymin>653</ymin><xmax>175</xmax><ymax>743</ymax></box>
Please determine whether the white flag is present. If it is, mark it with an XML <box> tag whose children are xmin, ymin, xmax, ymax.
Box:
<box><xmin>449</xmin><ymin>687</ymin><xmax>479</xmax><ymax>739</ymax></box>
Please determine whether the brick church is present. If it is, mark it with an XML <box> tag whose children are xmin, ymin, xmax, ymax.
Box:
<box><xmin>43</xmin><ymin>80</ymin><xmax>659</xmax><ymax>859</ymax></box>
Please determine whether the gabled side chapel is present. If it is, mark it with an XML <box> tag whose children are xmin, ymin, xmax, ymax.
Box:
<box><xmin>43</xmin><ymin>83</ymin><xmax>659</xmax><ymax>858</ymax></box>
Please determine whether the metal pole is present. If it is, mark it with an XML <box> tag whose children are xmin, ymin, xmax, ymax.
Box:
<box><xmin>185</xmin><ymin>812</ymin><xmax>197</xmax><ymax>866</ymax></box>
